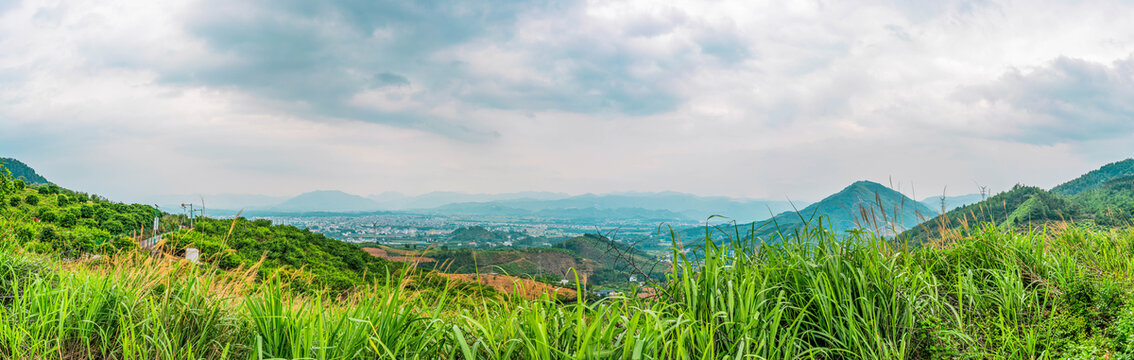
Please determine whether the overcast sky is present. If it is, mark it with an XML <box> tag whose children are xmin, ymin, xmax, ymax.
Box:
<box><xmin>2</xmin><ymin>0</ymin><xmax>1133</xmax><ymax>202</ymax></box>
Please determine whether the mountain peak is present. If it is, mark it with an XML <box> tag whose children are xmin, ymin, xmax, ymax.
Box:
<box><xmin>0</xmin><ymin>157</ymin><xmax>50</xmax><ymax>185</ymax></box>
<box><xmin>270</xmin><ymin>190</ymin><xmax>379</xmax><ymax>212</ymax></box>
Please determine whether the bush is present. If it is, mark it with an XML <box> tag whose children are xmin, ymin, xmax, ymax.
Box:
<box><xmin>59</xmin><ymin>211</ymin><xmax>78</xmax><ymax>228</ymax></box>
<box><xmin>37</xmin><ymin>208</ymin><xmax>56</xmax><ymax>223</ymax></box>
<box><xmin>24</xmin><ymin>194</ymin><xmax>38</xmax><ymax>206</ymax></box>
<box><xmin>102</xmin><ymin>220</ymin><xmax>124</xmax><ymax>235</ymax></box>
<box><xmin>37</xmin><ymin>226</ymin><xmax>58</xmax><ymax>243</ymax></box>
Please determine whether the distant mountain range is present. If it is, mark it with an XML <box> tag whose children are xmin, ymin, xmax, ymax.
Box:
<box><xmin>269</xmin><ymin>190</ymin><xmax>381</xmax><ymax>213</ymax></box>
<box><xmin>683</xmin><ymin>180</ymin><xmax>937</xmax><ymax>242</ymax></box>
<box><xmin>0</xmin><ymin>158</ymin><xmax>49</xmax><ymax>185</ymax></box>
<box><xmin>148</xmin><ymin>189</ymin><xmax>804</xmax><ymax>222</ymax></box>
<box><xmin>368</xmin><ymin>191</ymin><xmax>571</xmax><ymax>210</ymax></box>
<box><xmin>424</xmin><ymin>192</ymin><xmax>802</xmax><ymax>222</ymax></box>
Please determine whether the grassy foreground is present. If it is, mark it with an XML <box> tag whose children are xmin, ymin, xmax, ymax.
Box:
<box><xmin>0</xmin><ymin>222</ymin><xmax>1133</xmax><ymax>359</ymax></box>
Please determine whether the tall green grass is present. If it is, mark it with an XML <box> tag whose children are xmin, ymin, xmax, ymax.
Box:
<box><xmin>0</xmin><ymin>220</ymin><xmax>1132</xmax><ymax>359</ymax></box>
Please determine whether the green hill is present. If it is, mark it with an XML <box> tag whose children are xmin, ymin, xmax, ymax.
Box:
<box><xmin>906</xmin><ymin>159</ymin><xmax>1134</xmax><ymax>240</ymax></box>
<box><xmin>903</xmin><ymin>185</ymin><xmax>1081</xmax><ymax>239</ymax></box>
<box><xmin>687</xmin><ymin>180</ymin><xmax>936</xmax><ymax>242</ymax></box>
<box><xmin>0</xmin><ymin>158</ymin><xmax>49</xmax><ymax>185</ymax></box>
<box><xmin>1052</xmin><ymin>158</ymin><xmax>1134</xmax><ymax>196</ymax></box>
<box><xmin>448</xmin><ymin>226</ymin><xmax>512</xmax><ymax>243</ymax></box>
<box><xmin>162</xmin><ymin>217</ymin><xmax>402</xmax><ymax>290</ymax></box>
<box><xmin>1072</xmin><ymin>174</ymin><xmax>1134</xmax><ymax>227</ymax></box>
<box><xmin>0</xmin><ymin>162</ymin><xmax>404</xmax><ymax>291</ymax></box>
<box><xmin>423</xmin><ymin>233</ymin><xmax>665</xmax><ymax>289</ymax></box>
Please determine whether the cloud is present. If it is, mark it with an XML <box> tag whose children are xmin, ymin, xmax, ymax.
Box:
<box><xmin>956</xmin><ymin>55</ymin><xmax>1134</xmax><ymax>144</ymax></box>
<box><xmin>4</xmin><ymin>0</ymin><xmax>1134</xmax><ymax>202</ymax></box>
<box><xmin>373</xmin><ymin>72</ymin><xmax>410</xmax><ymax>87</ymax></box>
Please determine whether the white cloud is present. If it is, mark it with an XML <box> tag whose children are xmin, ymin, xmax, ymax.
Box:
<box><xmin>2</xmin><ymin>0</ymin><xmax>1134</xmax><ymax>203</ymax></box>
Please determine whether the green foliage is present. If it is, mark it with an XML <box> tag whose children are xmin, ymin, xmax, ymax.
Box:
<box><xmin>23</xmin><ymin>194</ymin><xmax>37</xmax><ymax>206</ymax></box>
<box><xmin>906</xmin><ymin>185</ymin><xmax>1082</xmax><ymax>239</ymax></box>
<box><xmin>1053</xmin><ymin>158</ymin><xmax>1134</xmax><ymax>196</ymax></box>
<box><xmin>163</xmin><ymin>218</ymin><xmax>401</xmax><ymax>291</ymax></box>
<box><xmin>1075</xmin><ymin>175</ymin><xmax>1134</xmax><ymax>227</ymax></box>
<box><xmin>4</xmin><ymin>210</ymin><xmax>1134</xmax><ymax>358</ymax></box>
<box><xmin>0</xmin><ymin>157</ymin><xmax>49</xmax><ymax>185</ymax></box>
<box><xmin>690</xmin><ymin>180</ymin><xmax>938</xmax><ymax>243</ymax></box>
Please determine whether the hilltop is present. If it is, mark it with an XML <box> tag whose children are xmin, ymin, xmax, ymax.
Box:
<box><xmin>905</xmin><ymin>158</ymin><xmax>1134</xmax><ymax>240</ymax></box>
<box><xmin>0</xmin><ymin>158</ymin><xmax>49</xmax><ymax>185</ymax></box>
<box><xmin>267</xmin><ymin>190</ymin><xmax>380</xmax><ymax>213</ymax></box>
<box><xmin>1052</xmin><ymin>158</ymin><xmax>1134</xmax><ymax>196</ymax></box>
<box><xmin>685</xmin><ymin>180</ymin><xmax>936</xmax><ymax>242</ymax></box>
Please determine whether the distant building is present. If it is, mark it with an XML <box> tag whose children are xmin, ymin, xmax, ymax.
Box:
<box><xmin>593</xmin><ymin>289</ymin><xmax>621</xmax><ymax>297</ymax></box>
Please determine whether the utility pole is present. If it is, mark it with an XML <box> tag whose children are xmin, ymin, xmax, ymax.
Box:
<box><xmin>181</xmin><ymin>203</ymin><xmax>198</xmax><ymax>229</ymax></box>
<box><xmin>372</xmin><ymin>221</ymin><xmax>379</xmax><ymax>245</ymax></box>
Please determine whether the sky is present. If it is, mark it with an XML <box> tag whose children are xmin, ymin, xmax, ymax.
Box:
<box><xmin>2</xmin><ymin>0</ymin><xmax>1134</xmax><ymax>203</ymax></box>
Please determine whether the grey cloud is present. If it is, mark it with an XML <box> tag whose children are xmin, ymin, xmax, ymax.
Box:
<box><xmin>957</xmin><ymin>55</ymin><xmax>1134</xmax><ymax>144</ymax></box>
<box><xmin>373</xmin><ymin>72</ymin><xmax>410</xmax><ymax>87</ymax></box>
<box><xmin>125</xmin><ymin>0</ymin><xmax>716</xmax><ymax>132</ymax></box>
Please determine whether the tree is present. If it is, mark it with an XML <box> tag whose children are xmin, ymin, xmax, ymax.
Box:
<box><xmin>8</xmin><ymin>196</ymin><xmax>19</xmax><ymax>207</ymax></box>
<box><xmin>102</xmin><ymin>220</ymin><xmax>124</xmax><ymax>235</ymax></box>
<box><xmin>0</xmin><ymin>170</ymin><xmax>9</xmax><ymax>195</ymax></box>
<box><xmin>24</xmin><ymin>194</ymin><xmax>38</xmax><ymax>206</ymax></box>
<box><xmin>37</xmin><ymin>208</ymin><xmax>57</xmax><ymax>223</ymax></box>
<box><xmin>38</xmin><ymin>226</ymin><xmax>58</xmax><ymax>243</ymax></box>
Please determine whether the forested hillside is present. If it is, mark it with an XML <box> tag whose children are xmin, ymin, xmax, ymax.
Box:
<box><xmin>1052</xmin><ymin>158</ymin><xmax>1134</xmax><ymax>196</ymax></box>
<box><xmin>684</xmin><ymin>180</ymin><xmax>936</xmax><ymax>243</ymax></box>
<box><xmin>0</xmin><ymin>158</ymin><xmax>49</xmax><ymax>185</ymax></box>
<box><xmin>0</xmin><ymin>160</ymin><xmax>409</xmax><ymax>292</ymax></box>
<box><xmin>0</xmin><ymin>173</ymin><xmax>153</xmax><ymax>255</ymax></box>
<box><xmin>907</xmin><ymin>159</ymin><xmax>1134</xmax><ymax>240</ymax></box>
<box><xmin>162</xmin><ymin>218</ymin><xmax>402</xmax><ymax>290</ymax></box>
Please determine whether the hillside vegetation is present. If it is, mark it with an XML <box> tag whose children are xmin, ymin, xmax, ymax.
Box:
<box><xmin>161</xmin><ymin>217</ymin><xmax>404</xmax><ymax>291</ymax></box>
<box><xmin>908</xmin><ymin>159</ymin><xmax>1134</xmax><ymax>240</ymax></box>
<box><xmin>0</xmin><ymin>157</ymin><xmax>50</xmax><ymax>185</ymax></box>
<box><xmin>4</xmin><ymin>218</ymin><xmax>1134</xmax><ymax>358</ymax></box>
<box><xmin>7</xmin><ymin>158</ymin><xmax>1134</xmax><ymax>358</ymax></box>
<box><xmin>419</xmin><ymin>233</ymin><xmax>666</xmax><ymax>289</ymax></box>
<box><xmin>686</xmin><ymin>180</ymin><xmax>936</xmax><ymax>243</ymax></box>
<box><xmin>1052</xmin><ymin>158</ymin><xmax>1134</xmax><ymax>196</ymax></box>
<box><xmin>0</xmin><ymin>161</ymin><xmax>424</xmax><ymax>293</ymax></box>
<box><xmin>0</xmin><ymin>174</ymin><xmax>154</xmax><ymax>255</ymax></box>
